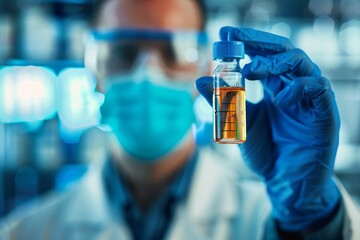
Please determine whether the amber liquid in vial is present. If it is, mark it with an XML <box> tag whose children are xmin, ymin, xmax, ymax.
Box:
<box><xmin>213</xmin><ymin>86</ymin><xmax>246</xmax><ymax>143</ymax></box>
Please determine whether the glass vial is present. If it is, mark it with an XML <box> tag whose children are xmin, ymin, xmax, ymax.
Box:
<box><xmin>212</xmin><ymin>41</ymin><xmax>246</xmax><ymax>144</ymax></box>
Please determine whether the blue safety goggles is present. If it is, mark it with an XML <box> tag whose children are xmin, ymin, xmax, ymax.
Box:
<box><xmin>92</xmin><ymin>28</ymin><xmax>209</xmax><ymax>43</ymax></box>
<box><xmin>87</xmin><ymin>28</ymin><xmax>210</xmax><ymax>80</ymax></box>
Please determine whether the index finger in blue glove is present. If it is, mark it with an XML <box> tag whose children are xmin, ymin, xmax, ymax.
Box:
<box><xmin>243</xmin><ymin>48</ymin><xmax>321</xmax><ymax>80</ymax></box>
<box><xmin>274</xmin><ymin>76</ymin><xmax>338</xmax><ymax>114</ymax></box>
<box><xmin>220</xmin><ymin>27</ymin><xmax>295</xmax><ymax>56</ymax></box>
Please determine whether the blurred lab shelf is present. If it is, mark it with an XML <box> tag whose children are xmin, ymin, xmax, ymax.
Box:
<box><xmin>336</xmin><ymin>171</ymin><xmax>360</xmax><ymax>207</ymax></box>
<box><xmin>5</xmin><ymin>59</ymin><xmax>84</xmax><ymax>74</ymax></box>
<box><xmin>0</xmin><ymin>164</ymin><xmax>87</xmax><ymax>218</ymax></box>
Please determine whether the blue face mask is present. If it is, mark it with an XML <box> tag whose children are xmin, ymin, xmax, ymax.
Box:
<box><xmin>100</xmin><ymin>77</ymin><xmax>195</xmax><ymax>162</ymax></box>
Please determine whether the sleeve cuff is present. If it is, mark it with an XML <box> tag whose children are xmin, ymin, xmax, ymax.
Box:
<box><xmin>263</xmin><ymin>197</ymin><xmax>345</xmax><ymax>240</ymax></box>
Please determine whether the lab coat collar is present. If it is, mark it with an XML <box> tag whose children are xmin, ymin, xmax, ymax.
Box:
<box><xmin>62</xmin><ymin>161</ymin><xmax>133</xmax><ymax>238</ymax></box>
<box><xmin>186</xmin><ymin>146</ymin><xmax>240</xmax><ymax>221</ymax></box>
<box><xmin>102</xmin><ymin>149</ymin><xmax>199</xmax><ymax>217</ymax></box>
<box><xmin>62</xmin><ymin>147</ymin><xmax>240</xmax><ymax>233</ymax></box>
<box><xmin>63</xmin><ymin>161</ymin><xmax>116</xmax><ymax>224</ymax></box>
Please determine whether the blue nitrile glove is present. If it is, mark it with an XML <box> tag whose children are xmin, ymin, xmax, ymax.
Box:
<box><xmin>196</xmin><ymin>27</ymin><xmax>341</xmax><ymax>232</ymax></box>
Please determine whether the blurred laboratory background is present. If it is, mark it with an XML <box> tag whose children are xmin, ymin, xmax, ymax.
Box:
<box><xmin>0</xmin><ymin>0</ymin><xmax>359</xmax><ymax>218</ymax></box>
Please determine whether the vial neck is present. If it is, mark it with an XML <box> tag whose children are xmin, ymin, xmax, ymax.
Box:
<box><xmin>217</xmin><ymin>59</ymin><xmax>240</xmax><ymax>68</ymax></box>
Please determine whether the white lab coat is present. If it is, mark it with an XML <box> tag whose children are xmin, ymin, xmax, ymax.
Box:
<box><xmin>1</xmin><ymin>147</ymin><xmax>359</xmax><ymax>240</ymax></box>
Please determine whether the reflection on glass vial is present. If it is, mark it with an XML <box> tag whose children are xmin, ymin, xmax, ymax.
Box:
<box><xmin>212</xmin><ymin>40</ymin><xmax>246</xmax><ymax>144</ymax></box>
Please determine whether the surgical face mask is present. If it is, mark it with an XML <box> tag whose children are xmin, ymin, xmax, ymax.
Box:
<box><xmin>100</xmin><ymin>67</ymin><xmax>195</xmax><ymax>162</ymax></box>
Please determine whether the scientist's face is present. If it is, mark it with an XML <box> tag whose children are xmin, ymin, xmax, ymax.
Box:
<box><xmin>95</xmin><ymin>0</ymin><xmax>205</xmax><ymax>165</ymax></box>
<box><xmin>94</xmin><ymin>0</ymin><xmax>204</xmax><ymax>90</ymax></box>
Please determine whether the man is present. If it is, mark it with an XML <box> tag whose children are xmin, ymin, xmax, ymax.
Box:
<box><xmin>1</xmin><ymin>0</ymin><xmax>359</xmax><ymax>239</ymax></box>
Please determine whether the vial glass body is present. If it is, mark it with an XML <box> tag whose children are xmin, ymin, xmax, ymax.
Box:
<box><xmin>213</xmin><ymin>59</ymin><xmax>246</xmax><ymax>143</ymax></box>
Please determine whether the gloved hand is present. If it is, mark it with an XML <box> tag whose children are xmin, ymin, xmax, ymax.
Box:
<box><xmin>196</xmin><ymin>27</ymin><xmax>341</xmax><ymax>232</ymax></box>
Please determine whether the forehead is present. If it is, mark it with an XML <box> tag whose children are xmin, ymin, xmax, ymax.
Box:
<box><xmin>96</xmin><ymin>0</ymin><xmax>202</xmax><ymax>31</ymax></box>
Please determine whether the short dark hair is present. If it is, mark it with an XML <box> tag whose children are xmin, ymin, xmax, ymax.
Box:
<box><xmin>90</xmin><ymin>0</ymin><xmax>207</xmax><ymax>30</ymax></box>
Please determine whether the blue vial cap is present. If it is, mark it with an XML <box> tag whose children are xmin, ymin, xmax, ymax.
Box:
<box><xmin>213</xmin><ymin>41</ymin><xmax>244</xmax><ymax>60</ymax></box>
